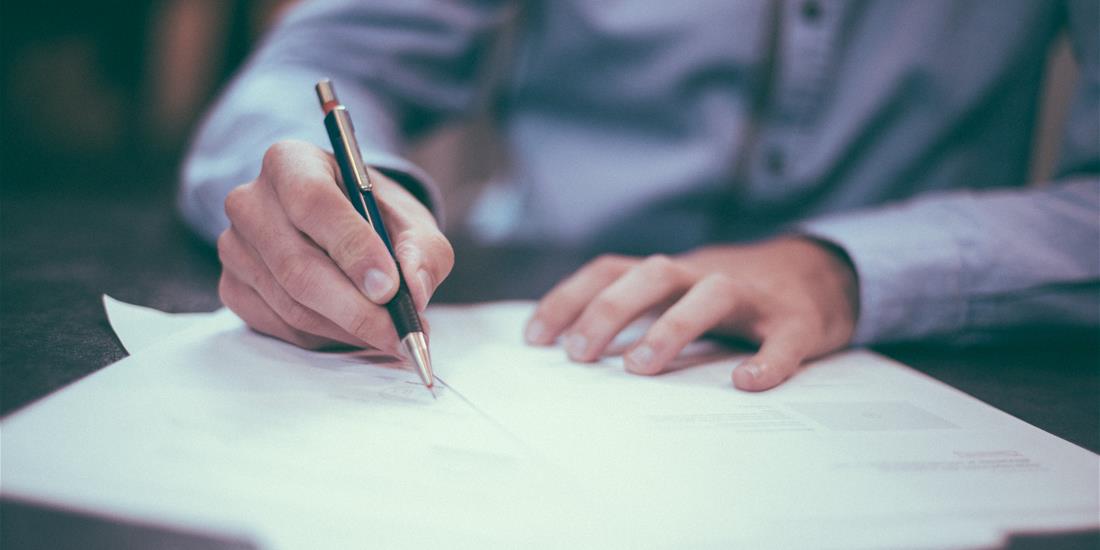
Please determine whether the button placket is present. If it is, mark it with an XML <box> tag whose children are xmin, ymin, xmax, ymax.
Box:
<box><xmin>776</xmin><ymin>0</ymin><xmax>840</xmax><ymax>126</ymax></box>
<box><xmin>750</xmin><ymin>0</ymin><xmax>844</xmax><ymax>199</ymax></box>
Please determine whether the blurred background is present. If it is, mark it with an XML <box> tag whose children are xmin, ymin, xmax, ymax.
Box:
<box><xmin>0</xmin><ymin>0</ymin><xmax>502</xmax><ymax>221</ymax></box>
<box><xmin>0</xmin><ymin>0</ymin><xmax>1078</xmax><ymax>225</ymax></box>
<box><xmin>0</xmin><ymin>1</ymin><xmax>295</xmax><ymax>413</ymax></box>
<box><xmin>1</xmin><ymin>1</ymin><xmax>291</xmax><ymax>200</ymax></box>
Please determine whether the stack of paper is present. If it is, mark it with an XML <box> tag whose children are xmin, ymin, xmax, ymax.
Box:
<box><xmin>1</xmin><ymin>297</ymin><xmax>1096</xmax><ymax>549</ymax></box>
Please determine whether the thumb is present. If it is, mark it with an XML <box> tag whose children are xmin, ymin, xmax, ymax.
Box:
<box><xmin>732</xmin><ymin>324</ymin><xmax>811</xmax><ymax>391</ymax></box>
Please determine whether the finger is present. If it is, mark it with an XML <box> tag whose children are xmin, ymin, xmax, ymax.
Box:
<box><xmin>524</xmin><ymin>254</ymin><xmax>633</xmax><ymax>346</ymax></box>
<box><xmin>732</xmin><ymin>323</ymin><xmax>813</xmax><ymax>391</ymax></box>
<box><xmin>370</xmin><ymin>173</ymin><xmax>454</xmax><ymax>313</ymax></box>
<box><xmin>392</xmin><ymin>229</ymin><xmax>454</xmax><ymax>313</ymax></box>
<box><xmin>624</xmin><ymin>274</ymin><xmax>748</xmax><ymax>375</ymax></box>
<box><xmin>563</xmin><ymin>255</ymin><xmax>690</xmax><ymax>362</ymax></box>
<box><xmin>218</xmin><ymin>227</ymin><xmax>368</xmax><ymax>347</ymax></box>
<box><xmin>225</xmin><ymin>178</ymin><xmax>399</xmax><ymax>353</ymax></box>
<box><xmin>219</xmin><ymin>270</ymin><xmax>334</xmax><ymax>350</ymax></box>
<box><xmin>264</xmin><ymin>140</ymin><xmax>401</xmax><ymax>305</ymax></box>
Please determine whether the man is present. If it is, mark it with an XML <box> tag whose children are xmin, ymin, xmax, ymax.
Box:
<box><xmin>181</xmin><ymin>0</ymin><xmax>1099</xmax><ymax>391</ymax></box>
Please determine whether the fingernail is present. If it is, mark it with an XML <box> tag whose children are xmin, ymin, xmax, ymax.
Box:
<box><xmin>363</xmin><ymin>269</ymin><xmax>394</xmax><ymax>302</ymax></box>
<box><xmin>626</xmin><ymin>344</ymin><xmax>654</xmax><ymax>373</ymax></box>
<box><xmin>416</xmin><ymin>270</ymin><xmax>432</xmax><ymax>312</ymax></box>
<box><xmin>742</xmin><ymin>362</ymin><xmax>762</xmax><ymax>379</ymax></box>
<box><xmin>564</xmin><ymin>333</ymin><xmax>588</xmax><ymax>359</ymax></box>
<box><xmin>525</xmin><ymin>319</ymin><xmax>546</xmax><ymax>344</ymax></box>
<box><xmin>734</xmin><ymin>361</ymin><xmax>763</xmax><ymax>387</ymax></box>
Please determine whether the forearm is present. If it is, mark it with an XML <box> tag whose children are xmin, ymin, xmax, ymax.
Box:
<box><xmin>179</xmin><ymin>67</ymin><xmax>438</xmax><ymax>243</ymax></box>
<box><xmin>801</xmin><ymin>178</ymin><xmax>1100</xmax><ymax>344</ymax></box>
<box><xmin>178</xmin><ymin>0</ymin><xmax>513</xmax><ymax>242</ymax></box>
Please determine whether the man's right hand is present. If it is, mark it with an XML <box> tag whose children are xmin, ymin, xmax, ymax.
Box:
<box><xmin>217</xmin><ymin>140</ymin><xmax>454</xmax><ymax>353</ymax></box>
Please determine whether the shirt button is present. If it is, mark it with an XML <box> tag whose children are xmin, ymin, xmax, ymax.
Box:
<box><xmin>801</xmin><ymin>0</ymin><xmax>822</xmax><ymax>23</ymax></box>
<box><xmin>765</xmin><ymin>147</ymin><xmax>786</xmax><ymax>176</ymax></box>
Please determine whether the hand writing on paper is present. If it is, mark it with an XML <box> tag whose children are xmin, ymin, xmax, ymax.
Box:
<box><xmin>524</xmin><ymin>238</ymin><xmax>859</xmax><ymax>391</ymax></box>
<box><xmin>217</xmin><ymin>140</ymin><xmax>453</xmax><ymax>352</ymax></box>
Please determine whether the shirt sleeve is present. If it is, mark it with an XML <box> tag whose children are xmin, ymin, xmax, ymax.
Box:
<box><xmin>800</xmin><ymin>0</ymin><xmax>1100</xmax><ymax>345</ymax></box>
<box><xmin>178</xmin><ymin>0</ymin><xmax>514</xmax><ymax>243</ymax></box>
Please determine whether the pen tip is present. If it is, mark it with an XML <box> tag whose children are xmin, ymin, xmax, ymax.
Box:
<box><xmin>401</xmin><ymin>332</ymin><xmax>435</xmax><ymax>392</ymax></box>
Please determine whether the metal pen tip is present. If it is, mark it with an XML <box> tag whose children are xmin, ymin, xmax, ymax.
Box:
<box><xmin>401</xmin><ymin>332</ymin><xmax>435</xmax><ymax>392</ymax></box>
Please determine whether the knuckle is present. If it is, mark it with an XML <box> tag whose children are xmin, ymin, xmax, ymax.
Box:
<box><xmin>531</xmin><ymin>299</ymin><xmax>562</xmax><ymax>325</ymax></box>
<box><xmin>281</xmin><ymin>301</ymin><xmax>317</xmax><ymax>332</ymax></box>
<box><xmin>274</xmin><ymin>254</ymin><xmax>320</xmax><ymax>299</ymax></box>
<box><xmin>284</xmin><ymin>177</ymin><xmax>334</xmax><ymax>227</ymax></box>
<box><xmin>589</xmin><ymin>254</ymin><xmax>629</xmax><ymax>277</ymax></box>
<box><xmin>656</xmin><ymin>314</ymin><xmax>693</xmax><ymax>340</ymax></box>
<box><xmin>640</xmin><ymin>254</ymin><xmax>675</xmax><ymax>274</ymax></box>
<box><xmin>588</xmin><ymin>294</ymin><xmax>627</xmax><ymax>322</ymax></box>
<box><xmin>639</xmin><ymin>254</ymin><xmax>685</xmax><ymax>284</ymax></box>
<box><xmin>700</xmin><ymin>273</ymin><xmax>740</xmax><ymax>296</ymax></box>
<box><xmin>347</xmin><ymin>310</ymin><xmax>374</xmax><ymax>338</ymax></box>
<box><xmin>347</xmin><ymin>309</ymin><xmax>376</xmax><ymax>339</ymax></box>
<box><xmin>223</xmin><ymin>185</ymin><xmax>251</xmax><ymax>222</ymax></box>
<box><xmin>261</xmin><ymin>140</ymin><xmax>303</xmax><ymax>172</ymax></box>
<box><xmin>532</xmin><ymin>293</ymin><xmax>575</xmax><ymax>329</ymax></box>
<box><xmin>424</xmin><ymin>233</ymin><xmax>455</xmax><ymax>270</ymax></box>
<box><xmin>330</xmin><ymin>226</ymin><xmax>370</xmax><ymax>265</ymax></box>
<box><xmin>394</xmin><ymin>238</ymin><xmax>419</xmax><ymax>266</ymax></box>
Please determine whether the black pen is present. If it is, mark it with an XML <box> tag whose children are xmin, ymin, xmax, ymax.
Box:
<box><xmin>315</xmin><ymin>79</ymin><xmax>435</xmax><ymax>394</ymax></box>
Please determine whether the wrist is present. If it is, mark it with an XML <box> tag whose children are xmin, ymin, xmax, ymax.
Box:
<box><xmin>790</xmin><ymin>236</ymin><xmax>860</xmax><ymax>345</ymax></box>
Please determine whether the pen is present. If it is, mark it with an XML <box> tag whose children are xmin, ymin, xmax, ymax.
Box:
<box><xmin>315</xmin><ymin>79</ymin><xmax>435</xmax><ymax>394</ymax></box>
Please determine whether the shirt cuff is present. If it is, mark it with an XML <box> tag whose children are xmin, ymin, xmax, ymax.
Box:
<box><xmin>798</xmin><ymin>208</ymin><xmax>968</xmax><ymax>345</ymax></box>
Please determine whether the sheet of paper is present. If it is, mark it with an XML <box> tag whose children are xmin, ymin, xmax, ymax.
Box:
<box><xmin>2</xmin><ymin>300</ymin><xmax>1097</xmax><ymax>549</ymax></box>
<box><xmin>3</xmin><ymin>303</ymin><xmax>584</xmax><ymax>549</ymax></box>
<box><xmin>433</xmin><ymin>303</ymin><xmax>1100</xmax><ymax>547</ymax></box>
<box><xmin>102</xmin><ymin>294</ymin><xmax>239</xmax><ymax>354</ymax></box>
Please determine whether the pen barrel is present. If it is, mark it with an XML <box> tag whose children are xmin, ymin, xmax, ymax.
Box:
<box><xmin>362</xmin><ymin>189</ymin><xmax>424</xmax><ymax>337</ymax></box>
<box><xmin>386</xmin><ymin>281</ymin><xmax>423</xmax><ymax>337</ymax></box>
<box><xmin>324</xmin><ymin>111</ymin><xmax>371</xmax><ymax>208</ymax></box>
<box><xmin>324</xmin><ymin>111</ymin><xmax>423</xmax><ymax>338</ymax></box>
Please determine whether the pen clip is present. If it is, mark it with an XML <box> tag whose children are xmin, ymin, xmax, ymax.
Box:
<box><xmin>317</xmin><ymin>79</ymin><xmax>374</xmax><ymax>193</ymax></box>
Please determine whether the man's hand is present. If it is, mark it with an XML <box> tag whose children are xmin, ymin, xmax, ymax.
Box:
<box><xmin>524</xmin><ymin>238</ymin><xmax>859</xmax><ymax>391</ymax></box>
<box><xmin>217</xmin><ymin>140</ymin><xmax>453</xmax><ymax>352</ymax></box>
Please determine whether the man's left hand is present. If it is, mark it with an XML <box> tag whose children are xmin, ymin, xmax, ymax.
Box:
<box><xmin>524</xmin><ymin>237</ymin><xmax>860</xmax><ymax>391</ymax></box>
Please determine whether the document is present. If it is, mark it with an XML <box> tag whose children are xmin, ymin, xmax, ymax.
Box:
<box><xmin>1</xmin><ymin>298</ymin><xmax>1096</xmax><ymax>549</ymax></box>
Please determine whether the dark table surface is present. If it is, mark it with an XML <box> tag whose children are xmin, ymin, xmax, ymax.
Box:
<box><xmin>2</xmin><ymin>189</ymin><xmax>1098</xmax><ymax>549</ymax></box>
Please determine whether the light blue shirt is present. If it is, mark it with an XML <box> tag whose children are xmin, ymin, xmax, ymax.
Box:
<box><xmin>181</xmin><ymin>0</ymin><xmax>1100</xmax><ymax>345</ymax></box>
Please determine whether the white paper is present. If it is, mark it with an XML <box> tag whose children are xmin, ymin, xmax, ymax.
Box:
<box><xmin>2</xmin><ymin>300</ymin><xmax>1096</xmax><ymax>549</ymax></box>
<box><xmin>102</xmin><ymin>294</ymin><xmax>239</xmax><ymax>354</ymax></box>
<box><xmin>4</xmin><ymin>302</ymin><xmax>580</xmax><ymax>549</ymax></box>
<box><xmin>431</xmin><ymin>304</ymin><xmax>1100</xmax><ymax>547</ymax></box>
